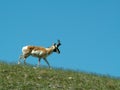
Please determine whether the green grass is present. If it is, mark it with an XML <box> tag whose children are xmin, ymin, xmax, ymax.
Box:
<box><xmin>0</xmin><ymin>62</ymin><xmax>120</xmax><ymax>90</ymax></box>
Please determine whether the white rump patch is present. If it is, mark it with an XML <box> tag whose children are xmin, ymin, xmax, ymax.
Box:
<box><xmin>22</xmin><ymin>46</ymin><xmax>28</xmax><ymax>51</ymax></box>
<box><xmin>22</xmin><ymin>46</ymin><xmax>29</xmax><ymax>55</ymax></box>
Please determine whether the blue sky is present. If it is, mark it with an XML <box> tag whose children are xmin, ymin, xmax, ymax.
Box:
<box><xmin>0</xmin><ymin>0</ymin><xmax>120</xmax><ymax>77</ymax></box>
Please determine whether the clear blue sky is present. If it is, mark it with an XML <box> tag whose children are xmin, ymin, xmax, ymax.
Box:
<box><xmin>0</xmin><ymin>0</ymin><xmax>120</xmax><ymax>77</ymax></box>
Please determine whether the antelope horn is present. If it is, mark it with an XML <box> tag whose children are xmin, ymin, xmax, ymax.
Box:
<box><xmin>57</xmin><ymin>40</ymin><xmax>61</xmax><ymax>47</ymax></box>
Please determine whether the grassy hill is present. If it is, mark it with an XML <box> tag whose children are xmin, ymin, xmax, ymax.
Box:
<box><xmin>0</xmin><ymin>62</ymin><xmax>120</xmax><ymax>90</ymax></box>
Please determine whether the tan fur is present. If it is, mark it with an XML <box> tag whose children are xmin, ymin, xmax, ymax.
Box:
<box><xmin>24</xmin><ymin>46</ymin><xmax>47</xmax><ymax>57</ymax></box>
<box><xmin>24</xmin><ymin>46</ymin><xmax>54</xmax><ymax>58</ymax></box>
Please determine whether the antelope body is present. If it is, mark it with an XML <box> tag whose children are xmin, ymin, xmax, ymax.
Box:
<box><xmin>18</xmin><ymin>40</ymin><xmax>61</xmax><ymax>68</ymax></box>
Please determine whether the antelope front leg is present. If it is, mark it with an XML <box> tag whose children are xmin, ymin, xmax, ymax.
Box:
<box><xmin>38</xmin><ymin>58</ymin><xmax>41</xmax><ymax>66</ymax></box>
<box><xmin>43</xmin><ymin>58</ymin><xmax>51</xmax><ymax>69</ymax></box>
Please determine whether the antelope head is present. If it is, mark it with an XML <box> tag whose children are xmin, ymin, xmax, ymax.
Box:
<box><xmin>53</xmin><ymin>40</ymin><xmax>61</xmax><ymax>54</ymax></box>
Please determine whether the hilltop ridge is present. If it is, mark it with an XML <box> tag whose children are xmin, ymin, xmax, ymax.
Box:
<box><xmin>0</xmin><ymin>62</ymin><xmax>120</xmax><ymax>90</ymax></box>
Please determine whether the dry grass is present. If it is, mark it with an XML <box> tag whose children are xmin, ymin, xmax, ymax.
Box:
<box><xmin>0</xmin><ymin>62</ymin><xmax>120</xmax><ymax>90</ymax></box>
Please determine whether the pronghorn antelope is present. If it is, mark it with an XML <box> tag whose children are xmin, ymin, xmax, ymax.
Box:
<box><xmin>18</xmin><ymin>40</ymin><xmax>61</xmax><ymax>68</ymax></box>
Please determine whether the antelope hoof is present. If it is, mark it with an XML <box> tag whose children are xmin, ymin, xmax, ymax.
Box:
<box><xmin>18</xmin><ymin>62</ymin><xmax>20</xmax><ymax>64</ymax></box>
<box><xmin>49</xmin><ymin>67</ymin><xmax>52</xmax><ymax>70</ymax></box>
